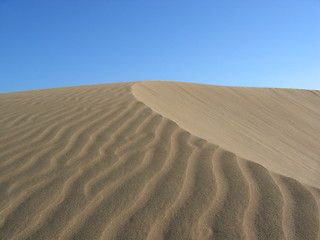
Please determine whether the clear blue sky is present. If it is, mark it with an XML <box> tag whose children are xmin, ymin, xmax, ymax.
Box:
<box><xmin>1</xmin><ymin>0</ymin><xmax>319</xmax><ymax>92</ymax></box>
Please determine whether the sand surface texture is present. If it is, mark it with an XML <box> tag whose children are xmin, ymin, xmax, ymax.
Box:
<box><xmin>0</xmin><ymin>81</ymin><xmax>319</xmax><ymax>240</ymax></box>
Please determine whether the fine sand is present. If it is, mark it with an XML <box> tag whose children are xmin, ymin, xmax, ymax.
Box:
<box><xmin>0</xmin><ymin>81</ymin><xmax>319</xmax><ymax>240</ymax></box>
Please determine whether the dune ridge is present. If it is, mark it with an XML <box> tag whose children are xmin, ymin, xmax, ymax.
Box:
<box><xmin>0</xmin><ymin>82</ymin><xmax>319</xmax><ymax>239</ymax></box>
<box><xmin>132</xmin><ymin>81</ymin><xmax>320</xmax><ymax>188</ymax></box>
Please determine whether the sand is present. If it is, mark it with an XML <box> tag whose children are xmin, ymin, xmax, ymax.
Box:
<box><xmin>0</xmin><ymin>81</ymin><xmax>319</xmax><ymax>240</ymax></box>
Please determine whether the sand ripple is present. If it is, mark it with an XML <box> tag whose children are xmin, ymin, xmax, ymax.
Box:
<box><xmin>0</xmin><ymin>82</ymin><xmax>319</xmax><ymax>239</ymax></box>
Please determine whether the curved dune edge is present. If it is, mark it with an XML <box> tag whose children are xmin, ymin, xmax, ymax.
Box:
<box><xmin>0</xmin><ymin>82</ymin><xmax>319</xmax><ymax>239</ymax></box>
<box><xmin>132</xmin><ymin>81</ymin><xmax>320</xmax><ymax>188</ymax></box>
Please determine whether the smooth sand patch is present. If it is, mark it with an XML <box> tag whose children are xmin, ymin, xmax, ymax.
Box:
<box><xmin>133</xmin><ymin>81</ymin><xmax>320</xmax><ymax>188</ymax></box>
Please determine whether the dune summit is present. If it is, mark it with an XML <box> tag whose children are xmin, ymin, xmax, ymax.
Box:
<box><xmin>133</xmin><ymin>82</ymin><xmax>320</xmax><ymax>188</ymax></box>
<box><xmin>0</xmin><ymin>81</ymin><xmax>319</xmax><ymax>240</ymax></box>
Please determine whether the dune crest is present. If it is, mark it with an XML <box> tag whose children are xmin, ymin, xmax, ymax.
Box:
<box><xmin>133</xmin><ymin>81</ymin><xmax>320</xmax><ymax>188</ymax></box>
<box><xmin>0</xmin><ymin>82</ymin><xmax>319</xmax><ymax>239</ymax></box>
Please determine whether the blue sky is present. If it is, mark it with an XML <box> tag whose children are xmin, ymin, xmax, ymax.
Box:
<box><xmin>0</xmin><ymin>0</ymin><xmax>319</xmax><ymax>92</ymax></box>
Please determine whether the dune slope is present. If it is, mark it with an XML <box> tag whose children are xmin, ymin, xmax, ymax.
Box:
<box><xmin>133</xmin><ymin>81</ymin><xmax>320</xmax><ymax>188</ymax></box>
<box><xmin>0</xmin><ymin>82</ymin><xmax>319</xmax><ymax>240</ymax></box>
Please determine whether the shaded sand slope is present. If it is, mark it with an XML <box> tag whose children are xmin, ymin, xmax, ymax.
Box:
<box><xmin>0</xmin><ymin>82</ymin><xmax>319</xmax><ymax>240</ymax></box>
<box><xmin>133</xmin><ymin>81</ymin><xmax>320</xmax><ymax>188</ymax></box>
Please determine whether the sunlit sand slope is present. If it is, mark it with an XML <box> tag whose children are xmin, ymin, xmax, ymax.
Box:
<box><xmin>0</xmin><ymin>82</ymin><xmax>319</xmax><ymax>240</ymax></box>
<box><xmin>133</xmin><ymin>81</ymin><xmax>320</xmax><ymax>188</ymax></box>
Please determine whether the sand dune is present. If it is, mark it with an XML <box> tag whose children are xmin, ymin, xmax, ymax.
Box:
<box><xmin>0</xmin><ymin>81</ymin><xmax>319</xmax><ymax>240</ymax></box>
<box><xmin>133</xmin><ymin>81</ymin><xmax>320</xmax><ymax>188</ymax></box>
